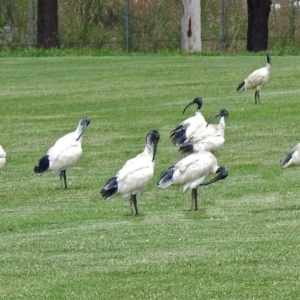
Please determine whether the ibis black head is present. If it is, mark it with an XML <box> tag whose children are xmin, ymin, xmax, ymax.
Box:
<box><xmin>219</xmin><ymin>109</ymin><xmax>229</xmax><ymax>120</ymax></box>
<box><xmin>76</xmin><ymin>117</ymin><xmax>91</xmax><ymax>140</ymax></box>
<box><xmin>206</xmin><ymin>108</ymin><xmax>229</xmax><ymax>126</ymax></box>
<box><xmin>183</xmin><ymin>97</ymin><xmax>203</xmax><ymax>114</ymax></box>
<box><xmin>267</xmin><ymin>53</ymin><xmax>271</xmax><ymax>65</ymax></box>
<box><xmin>80</xmin><ymin>117</ymin><xmax>91</xmax><ymax>126</ymax></box>
<box><xmin>79</xmin><ymin>117</ymin><xmax>91</xmax><ymax>131</ymax></box>
<box><xmin>146</xmin><ymin>130</ymin><xmax>160</xmax><ymax>161</ymax></box>
<box><xmin>147</xmin><ymin>130</ymin><xmax>160</xmax><ymax>143</ymax></box>
<box><xmin>198</xmin><ymin>166</ymin><xmax>228</xmax><ymax>187</ymax></box>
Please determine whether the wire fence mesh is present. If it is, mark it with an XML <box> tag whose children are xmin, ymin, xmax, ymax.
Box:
<box><xmin>0</xmin><ymin>0</ymin><xmax>300</xmax><ymax>52</ymax></box>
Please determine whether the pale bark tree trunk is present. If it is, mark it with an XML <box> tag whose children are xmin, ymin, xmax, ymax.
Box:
<box><xmin>181</xmin><ymin>0</ymin><xmax>201</xmax><ymax>51</ymax></box>
<box><xmin>289</xmin><ymin>1</ymin><xmax>298</xmax><ymax>43</ymax></box>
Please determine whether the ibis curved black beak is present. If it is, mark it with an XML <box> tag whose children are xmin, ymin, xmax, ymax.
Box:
<box><xmin>267</xmin><ymin>53</ymin><xmax>271</xmax><ymax>65</ymax></box>
<box><xmin>183</xmin><ymin>97</ymin><xmax>203</xmax><ymax>114</ymax></box>
<box><xmin>152</xmin><ymin>140</ymin><xmax>158</xmax><ymax>162</ymax></box>
<box><xmin>206</xmin><ymin>112</ymin><xmax>220</xmax><ymax>127</ymax></box>
<box><xmin>206</xmin><ymin>109</ymin><xmax>228</xmax><ymax>127</ymax></box>
<box><xmin>198</xmin><ymin>166</ymin><xmax>228</xmax><ymax>187</ymax></box>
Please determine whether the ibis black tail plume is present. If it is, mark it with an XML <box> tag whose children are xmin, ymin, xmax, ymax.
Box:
<box><xmin>280</xmin><ymin>152</ymin><xmax>293</xmax><ymax>168</ymax></box>
<box><xmin>34</xmin><ymin>155</ymin><xmax>50</xmax><ymax>175</ymax></box>
<box><xmin>237</xmin><ymin>81</ymin><xmax>245</xmax><ymax>92</ymax></box>
<box><xmin>179</xmin><ymin>142</ymin><xmax>194</xmax><ymax>154</ymax></box>
<box><xmin>157</xmin><ymin>166</ymin><xmax>175</xmax><ymax>188</ymax></box>
<box><xmin>100</xmin><ymin>177</ymin><xmax>118</xmax><ymax>200</ymax></box>
<box><xmin>170</xmin><ymin>128</ymin><xmax>187</xmax><ymax>146</ymax></box>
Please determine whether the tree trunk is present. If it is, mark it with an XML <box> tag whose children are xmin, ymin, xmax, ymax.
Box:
<box><xmin>289</xmin><ymin>2</ymin><xmax>298</xmax><ymax>43</ymax></box>
<box><xmin>247</xmin><ymin>0</ymin><xmax>271</xmax><ymax>52</ymax></box>
<box><xmin>181</xmin><ymin>0</ymin><xmax>201</xmax><ymax>51</ymax></box>
<box><xmin>37</xmin><ymin>0</ymin><xmax>59</xmax><ymax>49</ymax></box>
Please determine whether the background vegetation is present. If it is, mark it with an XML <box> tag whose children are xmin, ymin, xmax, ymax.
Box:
<box><xmin>1</xmin><ymin>53</ymin><xmax>300</xmax><ymax>298</ymax></box>
<box><xmin>0</xmin><ymin>0</ymin><xmax>300</xmax><ymax>52</ymax></box>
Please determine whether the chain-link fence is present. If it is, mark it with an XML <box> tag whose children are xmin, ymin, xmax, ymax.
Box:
<box><xmin>0</xmin><ymin>0</ymin><xmax>300</xmax><ymax>52</ymax></box>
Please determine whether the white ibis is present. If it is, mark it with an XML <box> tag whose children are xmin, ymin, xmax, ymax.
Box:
<box><xmin>0</xmin><ymin>145</ymin><xmax>6</xmax><ymax>171</ymax></box>
<box><xmin>280</xmin><ymin>142</ymin><xmax>300</xmax><ymax>168</ymax></box>
<box><xmin>34</xmin><ymin>117</ymin><xmax>91</xmax><ymax>189</ymax></box>
<box><xmin>157</xmin><ymin>151</ymin><xmax>228</xmax><ymax>211</ymax></box>
<box><xmin>179</xmin><ymin>109</ymin><xmax>229</xmax><ymax>154</ymax></box>
<box><xmin>170</xmin><ymin>97</ymin><xmax>207</xmax><ymax>146</ymax></box>
<box><xmin>237</xmin><ymin>53</ymin><xmax>271</xmax><ymax>104</ymax></box>
<box><xmin>101</xmin><ymin>130</ymin><xmax>160</xmax><ymax>215</ymax></box>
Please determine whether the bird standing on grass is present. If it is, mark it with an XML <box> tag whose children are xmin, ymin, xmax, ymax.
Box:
<box><xmin>157</xmin><ymin>151</ymin><xmax>228</xmax><ymax>211</ymax></box>
<box><xmin>34</xmin><ymin>117</ymin><xmax>91</xmax><ymax>189</ymax></box>
<box><xmin>0</xmin><ymin>145</ymin><xmax>6</xmax><ymax>171</ymax></box>
<box><xmin>100</xmin><ymin>130</ymin><xmax>160</xmax><ymax>216</ymax></box>
<box><xmin>179</xmin><ymin>108</ymin><xmax>229</xmax><ymax>154</ymax></box>
<box><xmin>170</xmin><ymin>97</ymin><xmax>207</xmax><ymax>146</ymax></box>
<box><xmin>237</xmin><ymin>53</ymin><xmax>271</xmax><ymax>104</ymax></box>
<box><xmin>280</xmin><ymin>142</ymin><xmax>300</xmax><ymax>168</ymax></box>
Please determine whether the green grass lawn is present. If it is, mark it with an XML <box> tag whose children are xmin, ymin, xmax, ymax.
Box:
<box><xmin>1</xmin><ymin>54</ymin><xmax>300</xmax><ymax>299</ymax></box>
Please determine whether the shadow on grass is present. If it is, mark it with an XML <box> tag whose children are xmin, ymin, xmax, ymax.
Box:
<box><xmin>251</xmin><ymin>205</ymin><xmax>300</xmax><ymax>213</ymax></box>
<box><xmin>182</xmin><ymin>208</ymin><xmax>213</xmax><ymax>219</ymax></box>
<box><xmin>122</xmin><ymin>212</ymin><xmax>146</xmax><ymax>220</ymax></box>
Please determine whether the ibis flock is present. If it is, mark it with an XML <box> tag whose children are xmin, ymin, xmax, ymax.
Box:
<box><xmin>1</xmin><ymin>53</ymin><xmax>296</xmax><ymax>216</ymax></box>
<box><xmin>100</xmin><ymin>98</ymin><xmax>229</xmax><ymax>215</ymax></box>
<box><xmin>32</xmin><ymin>96</ymin><xmax>230</xmax><ymax>215</ymax></box>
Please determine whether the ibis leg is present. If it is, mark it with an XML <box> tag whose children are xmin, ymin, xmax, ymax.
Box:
<box><xmin>255</xmin><ymin>90</ymin><xmax>261</xmax><ymax>104</ymax></box>
<box><xmin>130</xmin><ymin>195</ymin><xmax>138</xmax><ymax>215</ymax></box>
<box><xmin>59</xmin><ymin>171</ymin><xmax>64</xmax><ymax>189</ymax></box>
<box><xmin>191</xmin><ymin>188</ymin><xmax>198</xmax><ymax>211</ymax></box>
<box><xmin>60</xmin><ymin>170</ymin><xmax>67</xmax><ymax>189</ymax></box>
<box><xmin>63</xmin><ymin>170</ymin><xmax>67</xmax><ymax>189</ymax></box>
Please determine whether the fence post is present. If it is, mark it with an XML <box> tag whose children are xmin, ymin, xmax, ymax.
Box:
<box><xmin>29</xmin><ymin>0</ymin><xmax>35</xmax><ymax>47</ymax></box>
<box><xmin>125</xmin><ymin>0</ymin><xmax>130</xmax><ymax>52</ymax></box>
<box><xmin>220</xmin><ymin>0</ymin><xmax>225</xmax><ymax>52</ymax></box>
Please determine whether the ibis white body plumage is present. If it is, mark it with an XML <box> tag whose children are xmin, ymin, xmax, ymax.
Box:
<box><xmin>34</xmin><ymin>117</ymin><xmax>91</xmax><ymax>189</ymax></box>
<box><xmin>47</xmin><ymin>140</ymin><xmax>83</xmax><ymax>172</ymax></box>
<box><xmin>237</xmin><ymin>53</ymin><xmax>271</xmax><ymax>104</ymax></box>
<box><xmin>0</xmin><ymin>145</ymin><xmax>6</xmax><ymax>170</ymax></box>
<box><xmin>101</xmin><ymin>130</ymin><xmax>160</xmax><ymax>215</ymax></box>
<box><xmin>170</xmin><ymin>97</ymin><xmax>207</xmax><ymax>146</ymax></box>
<box><xmin>280</xmin><ymin>142</ymin><xmax>300</xmax><ymax>168</ymax></box>
<box><xmin>157</xmin><ymin>151</ymin><xmax>228</xmax><ymax>211</ymax></box>
<box><xmin>179</xmin><ymin>109</ymin><xmax>228</xmax><ymax>154</ymax></box>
